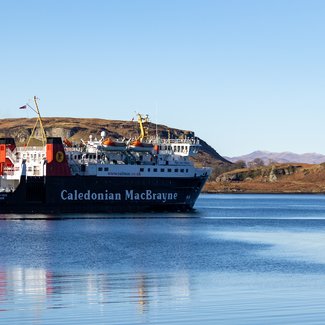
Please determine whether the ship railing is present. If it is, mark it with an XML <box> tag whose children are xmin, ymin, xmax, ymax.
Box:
<box><xmin>16</xmin><ymin>146</ymin><xmax>46</xmax><ymax>152</ymax></box>
<box><xmin>159</xmin><ymin>138</ymin><xmax>200</xmax><ymax>145</ymax></box>
<box><xmin>5</xmin><ymin>148</ymin><xmax>18</xmax><ymax>163</ymax></box>
<box><xmin>64</xmin><ymin>147</ymin><xmax>83</xmax><ymax>152</ymax></box>
<box><xmin>15</xmin><ymin>147</ymin><xmax>46</xmax><ymax>164</ymax></box>
<box><xmin>0</xmin><ymin>187</ymin><xmax>16</xmax><ymax>193</ymax></box>
<box><xmin>3</xmin><ymin>167</ymin><xmax>16</xmax><ymax>176</ymax></box>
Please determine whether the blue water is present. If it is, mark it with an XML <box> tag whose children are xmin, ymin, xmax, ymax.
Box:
<box><xmin>1</xmin><ymin>194</ymin><xmax>325</xmax><ymax>324</ymax></box>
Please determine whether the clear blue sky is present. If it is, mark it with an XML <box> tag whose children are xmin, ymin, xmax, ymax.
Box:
<box><xmin>1</xmin><ymin>0</ymin><xmax>324</xmax><ymax>156</ymax></box>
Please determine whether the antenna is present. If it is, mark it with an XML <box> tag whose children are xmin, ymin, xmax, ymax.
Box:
<box><xmin>155</xmin><ymin>104</ymin><xmax>158</xmax><ymax>141</ymax></box>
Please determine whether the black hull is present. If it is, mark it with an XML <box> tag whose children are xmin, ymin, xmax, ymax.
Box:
<box><xmin>0</xmin><ymin>175</ymin><xmax>208</xmax><ymax>214</ymax></box>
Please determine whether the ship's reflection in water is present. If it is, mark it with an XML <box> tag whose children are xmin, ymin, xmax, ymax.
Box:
<box><xmin>0</xmin><ymin>267</ymin><xmax>191</xmax><ymax>323</ymax></box>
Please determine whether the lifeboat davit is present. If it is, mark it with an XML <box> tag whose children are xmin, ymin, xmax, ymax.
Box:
<box><xmin>128</xmin><ymin>140</ymin><xmax>154</xmax><ymax>152</ymax></box>
<box><xmin>63</xmin><ymin>138</ymin><xmax>73</xmax><ymax>147</ymax></box>
<box><xmin>101</xmin><ymin>138</ymin><xmax>126</xmax><ymax>151</ymax></box>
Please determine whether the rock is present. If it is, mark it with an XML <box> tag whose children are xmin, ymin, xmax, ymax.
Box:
<box><xmin>269</xmin><ymin>166</ymin><xmax>277</xmax><ymax>182</ymax></box>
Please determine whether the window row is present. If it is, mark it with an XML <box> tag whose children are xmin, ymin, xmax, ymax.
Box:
<box><xmin>97</xmin><ymin>167</ymin><xmax>189</xmax><ymax>173</ymax></box>
<box><xmin>140</xmin><ymin>168</ymin><xmax>189</xmax><ymax>173</ymax></box>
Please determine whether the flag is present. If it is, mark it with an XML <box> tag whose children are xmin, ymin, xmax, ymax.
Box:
<box><xmin>19</xmin><ymin>105</ymin><xmax>27</xmax><ymax>109</ymax></box>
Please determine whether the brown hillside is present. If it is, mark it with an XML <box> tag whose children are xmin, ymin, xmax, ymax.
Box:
<box><xmin>0</xmin><ymin>117</ymin><xmax>229</xmax><ymax>165</ymax></box>
<box><xmin>204</xmin><ymin>163</ymin><xmax>325</xmax><ymax>193</ymax></box>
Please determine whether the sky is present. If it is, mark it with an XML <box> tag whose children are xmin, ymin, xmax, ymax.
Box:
<box><xmin>1</xmin><ymin>0</ymin><xmax>325</xmax><ymax>157</ymax></box>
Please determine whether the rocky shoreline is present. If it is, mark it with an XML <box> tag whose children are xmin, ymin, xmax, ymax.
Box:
<box><xmin>203</xmin><ymin>163</ymin><xmax>325</xmax><ymax>194</ymax></box>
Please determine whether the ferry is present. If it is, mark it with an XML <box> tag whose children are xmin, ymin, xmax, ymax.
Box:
<box><xmin>0</xmin><ymin>97</ymin><xmax>211</xmax><ymax>213</ymax></box>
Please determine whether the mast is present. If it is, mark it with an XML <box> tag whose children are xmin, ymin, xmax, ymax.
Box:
<box><xmin>26</xmin><ymin>96</ymin><xmax>47</xmax><ymax>146</ymax></box>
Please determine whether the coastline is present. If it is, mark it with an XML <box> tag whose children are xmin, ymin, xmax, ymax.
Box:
<box><xmin>203</xmin><ymin>162</ymin><xmax>325</xmax><ymax>194</ymax></box>
<box><xmin>202</xmin><ymin>190</ymin><xmax>325</xmax><ymax>195</ymax></box>
<box><xmin>202</xmin><ymin>181</ymin><xmax>325</xmax><ymax>194</ymax></box>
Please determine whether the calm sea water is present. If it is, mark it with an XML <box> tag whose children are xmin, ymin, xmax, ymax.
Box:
<box><xmin>1</xmin><ymin>194</ymin><xmax>325</xmax><ymax>324</ymax></box>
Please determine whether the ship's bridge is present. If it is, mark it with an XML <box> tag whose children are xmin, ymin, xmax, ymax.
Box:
<box><xmin>158</xmin><ymin>139</ymin><xmax>200</xmax><ymax>157</ymax></box>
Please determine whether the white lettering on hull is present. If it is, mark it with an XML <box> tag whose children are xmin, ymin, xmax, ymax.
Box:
<box><xmin>61</xmin><ymin>189</ymin><xmax>178</xmax><ymax>202</ymax></box>
<box><xmin>61</xmin><ymin>190</ymin><xmax>122</xmax><ymax>201</ymax></box>
<box><xmin>125</xmin><ymin>190</ymin><xmax>177</xmax><ymax>202</ymax></box>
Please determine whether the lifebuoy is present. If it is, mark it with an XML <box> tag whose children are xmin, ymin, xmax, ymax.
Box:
<box><xmin>56</xmin><ymin>151</ymin><xmax>64</xmax><ymax>163</ymax></box>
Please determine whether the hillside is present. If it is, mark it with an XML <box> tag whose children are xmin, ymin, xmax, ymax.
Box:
<box><xmin>5</xmin><ymin>117</ymin><xmax>325</xmax><ymax>194</ymax></box>
<box><xmin>204</xmin><ymin>163</ymin><xmax>325</xmax><ymax>193</ymax></box>
<box><xmin>227</xmin><ymin>150</ymin><xmax>325</xmax><ymax>165</ymax></box>
<box><xmin>0</xmin><ymin>117</ymin><xmax>229</xmax><ymax>165</ymax></box>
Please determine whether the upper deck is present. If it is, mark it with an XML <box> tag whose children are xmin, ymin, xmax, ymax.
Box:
<box><xmin>0</xmin><ymin>135</ymin><xmax>209</xmax><ymax>183</ymax></box>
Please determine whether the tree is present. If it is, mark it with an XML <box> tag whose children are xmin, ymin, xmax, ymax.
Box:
<box><xmin>233</xmin><ymin>160</ymin><xmax>246</xmax><ymax>169</ymax></box>
<box><xmin>248</xmin><ymin>158</ymin><xmax>265</xmax><ymax>168</ymax></box>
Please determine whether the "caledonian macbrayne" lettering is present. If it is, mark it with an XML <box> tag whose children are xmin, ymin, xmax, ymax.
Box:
<box><xmin>60</xmin><ymin>189</ymin><xmax>178</xmax><ymax>202</ymax></box>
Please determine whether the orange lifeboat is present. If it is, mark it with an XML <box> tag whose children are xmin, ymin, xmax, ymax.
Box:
<box><xmin>102</xmin><ymin>138</ymin><xmax>115</xmax><ymax>146</ymax></box>
<box><xmin>128</xmin><ymin>140</ymin><xmax>154</xmax><ymax>152</ymax></box>
<box><xmin>131</xmin><ymin>140</ymin><xmax>142</xmax><ymax>147</ymax></box>
<box><xmin>102</xmin><ymin>138</ymin><xmax>126</xmax><ymax>151</ymax></box>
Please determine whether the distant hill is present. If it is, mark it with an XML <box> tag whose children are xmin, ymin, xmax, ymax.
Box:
<box><xmin>0</xmin><ymin>117</ymin><xmax>230</xmax><ymax>165</ymax></box>
<box><xmin>226</xmin><ymin>150</ymin><xmax>325</xmax><ymax>165</ymax></box>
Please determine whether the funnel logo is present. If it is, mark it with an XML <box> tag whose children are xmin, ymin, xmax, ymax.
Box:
<box><xmin>55</xmin><ymin>151</ymin><xmax>64</xmax><ymax>163</ymax></box>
